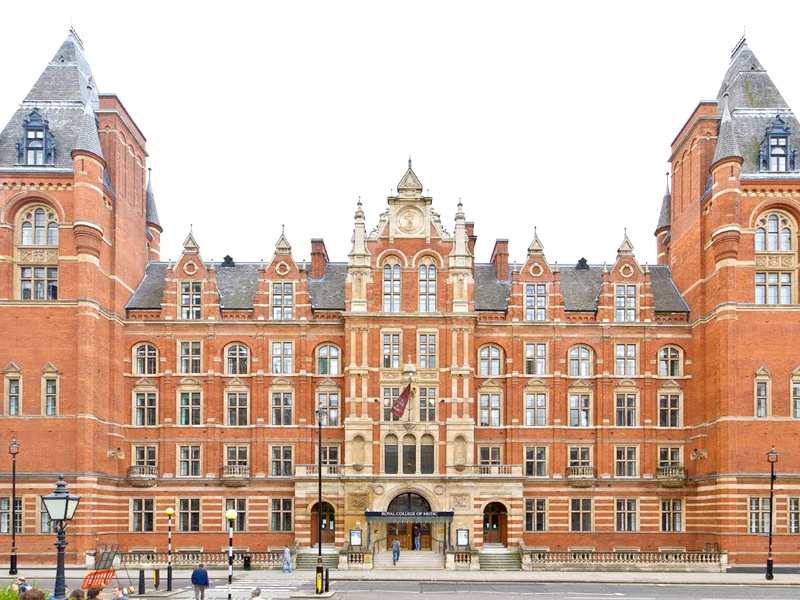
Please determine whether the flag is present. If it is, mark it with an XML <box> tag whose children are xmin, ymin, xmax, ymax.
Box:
<box><xmin>390</xmin><ymin>384</ymin><xmax>412</xmax><ymax>418</ymax></box>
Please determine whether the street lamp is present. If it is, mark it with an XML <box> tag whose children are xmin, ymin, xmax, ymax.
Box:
<box><xmin>225</xmin><ymin>509</ymin><xmax>236</xmax><ymax>600</ymax></box>
<box><xmin>165</xmin><ymin>507</ymin><xmax>174</xmax><ymax>591</ymax></box>
<box><xmin>8</xmin><ymin>438</ymin><xmax>19</xmax><ymax>575</ymax></box>
<box><xmin>766</xmin><ymin>447</ymin><xmax>779</xmax><ymax>580</ymax></box>
<box><xmin>41</xmin><ymin>474</ymin><xmax>81</xmax><ymax>600</ymax></box>
<box><xmin>314</xmin><ymin>408</ymin><xmax>323</xmax><ymax>595</ymax></box>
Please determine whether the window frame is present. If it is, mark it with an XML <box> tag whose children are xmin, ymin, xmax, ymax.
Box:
<box><xmin>615</xmin><ymin>498</ymin><xmax>638</xmax><ymax>532</ymax></box>
<box><xmin>525</xmin><ymin>498</ymin><xmax>547</xmax><ymax>532</ymax></box>
<box><xmin>382</xmin><ymin>257</ymin><xmax>402</xmax><ymax>313</ymax></box>
<box><xmin>270</xmin><ymin>445</ymin><xmax>293</xmax><ymax>477</ymax></box>
<box><xmin>418</xmin><ymin>332</ymin><xmax>437</xmax><ymax>370</ymax></box>
<box><xmin>614</xmin><ymin>445</ymin><xmax>638</xmax><ymax>478</ymax></box>
<box><xmin>568</xmin><ymin>346</ymin><xmax>593</xmax><ymax>377</ymax></box>
<box><xmin>478</xmin><ymin>391</ymin><xmax>502</xmax><ymax>427</ymax></box>
<box><xmin>134</xmin><ymin>389</ymin><xmax>158</xmax><ymax>427</ymax></box>
<box><xmin>525</xmin><ymin>390</ymin><xmax>547</xmax><ymax>427</ymax></box>
<box><xmin>270</xmin><ymin>498</ymin><xmax>293</xmax><ymax>532</ymax></box>
<box><xmin>418</xmin><ymin>258</ymin><xmax>437</xmax><ymax>313</ymax></box>
<box><xmin>568</xmin><ymin>392</ymin><xmax>592</xmax><ymax>427</ymax></box>
<box><xmin>615</xmin><ymin>284</ymin><xmax>637</xmax><ymax>322</ymax></box>
<box><xmin>525</xmin><ymin>342</ymin><xmax>547</xmax><ymax>375</ymax></box>
<box><xmin>658</xmin><ymin>388</ymin><xmax>682</xmax><ymax>428</ymax></box>
<box><xmin>178</xmin><ymin>340</ymin><xmax>202</xmax><ymax>374</ymax></box>
<box><xmin>382</xmin><ymin>332</ymin><xmax>401</xmax><ymax>370</ymax></box>
<box><xmin>614</xmin><ymin>343</ymin><xmax>637</xmax><ymax>376</ymax></box>
<box><xmin>478</xmin><ymin>345</ymin><xmax>503</xmax><ymax>377</ymax></box>
<box><xmin>318</xmin><ymin>391</ymin><xmax>340</xmax><ymax>426</ymax></box>
<box><xmin>177</xmin><ymin>444</ymin><xmax>202</xmax><ymax>477</ymax></box>
<box><xmin>658</xmin><ymin>346</ymin><xmax>682</xmax><ymax>378</ymax></box>
<box><xmin>661</xmin><ymin>498</ymin><xmax>683</xmax><ymax>532</ymax></box>
<box><xmin>316</xmin><ymin>344</ymin><xmax>340</xmax><ymax>376</ymax></box>
<box><xmin>4</xmin><ymin>367</ymin><xmax>22</xmax><ymax>416</ymax></box>
<box><xmin>178</xmin><ymin>498</ymin><xmax>201</xmax><ymax>532</ymax></box>
<box><xmin>570</xmin><ymin>498</ymin><xmax>592</xmax><ymax>532</ymax></box>
<box><xmin>271</xmin><ymin>389</ymin><xmax>293</xmax><ymax>426</ymax></box>
<box><xmin>225</xmin><ymin>498</ymin><xmax>247</xmax><ymax>532</ymax></box>
<box><xmin>525</xmin><ymin>446</ymin><xmax>547</xmax><ymax>477</ymax></box>
<box><xmin>271</xmin><ymin>282</ymin><xmax>294</xmax><ymax>320</ymax></box>
<box><xmin>226</xmin><ymin>389</ymin><xmax>249</xmax><ymax>426</ymax></box>
<box><xmin>614</xmin><ymin>391</ymin><xmax>638</xmax><ymax>427</ymax></box>
<box><xmin>178</xmin><ymin>390</ymin><xmax>202</xmax><ymax>426</ymax></box>
<box><xmin>225</xmin><ymin>343</ymin><xmax>249</xmax><ymax>375</ymax></box>
<box><xmin>524</xmin><ymin>283</ymin><xmax>547</xmax><ymax>322</ymax></box>
<box><xmin>749</xmin><ymin>497</ymin><xmax>772</xmax><ymax>533</ymax></box>
<box><xmin>131</xmin><ymin>498</ymin><xmax>155</xmax><ymax>532</ymax></box>
<box><xmin>180</xmin><ymin>280</ymin><xmax>202</xmax><ymax>320</ymax></box>
<box><xmin>134</xmin><ymin>343</ymin><xmax>159</xmax><ymax>375</ymax></box>
<box><xmin>754</xmin><ymin>370</ymin><xmax>771</xmax><ymax>418</ymax></box>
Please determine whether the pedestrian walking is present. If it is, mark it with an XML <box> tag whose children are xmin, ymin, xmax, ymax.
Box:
<box><xmin>250</xmin><ymin>588</ymin><xmax>261</xmax><ymax>598</ymax></box>
<box><xmin>20</xmin><ymin>591</ymin><xmax>44</xmax><ymax>600</ymax></box>
<box><xmin>282</xmin><ymin>544</ymin><xmax>292</xmax><ymax>573</ymax></box>
<box><xmin>110</xmin><ymin>585</ymin><xmax>128</xmax><ymax>600</ymax></box>
<box><xmin>392</xmin><ymin>537</ymin><xmax>401</xmax><ymax>565</ymax></box>
<box><xmin>190</xmin><ymin>562</ymin><xmax>210</xmax><ymax>600</ymax></box>
<box><xmin>85</xmin><ymin>589</ymin><xmax>103</xmax><ymax>600</ymax></box>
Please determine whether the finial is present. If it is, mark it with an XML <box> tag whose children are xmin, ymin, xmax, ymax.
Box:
<box><xmin>282</xmin><ymin>224</ymin><xmax>285</xmax><ymax>235</ymax></box>
<box><xmin>408</xmin><ymin>156</ymin><xmax>412</xmax><ymax>169</ymax></box>
<box><xmin>190</xmin><ymin>223</ymin><xmax>193</xmax><ymax>233</ymax></box>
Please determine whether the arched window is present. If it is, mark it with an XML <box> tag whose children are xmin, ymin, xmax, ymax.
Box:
<box><xmin>755</xmin><ymin>213</ymin><xmax>792</xmax><ymax>252</ymax></box>
<box><xmin>418</xmin><ymin>258</ymin><xmax>437</xmax><ymax>312</ymax></box>
<box><xmin>135</xmin><ymin>344</ymin><xmax>158</xmax><ymax>375</ymax></box>
<box><xmin>20</xmin><ymin>208</ymin><xmax>58</xmax><ymax>246</ymax></box>
<box><xmin>384</xmin><ymin>434</ymin><xmax>399</xmax><ymax>474</ymax></box>
<box><xmin>569</xmin><ymin>346</ymin><xmax>593</xmax><ymax>377</ymax></box>
<box><xmin>658</xmin><ymin>346</ymin><xmax>682</xmax><ymax>377</ymax></box>
<box><xmin>226</xmin><ymin>344</ymin><xmax>249</xmax><ymax>375</ymax></box>
<box><xmin>754</xmin><ymin>212</ymin><xmax>796</xmax><ymax>305</ymax></box>
<box><xmin>16</xmin><ymin>204</ymin><xmax>59</xmax><ymax>301</ymax></box>
<box><xmin>479</xmin><ymin>345</ymin><xmax>502</xmax><ymax>376</ymax></box>
<box><xmin>420</xmin><ymin>434</ymin><xmax>435</xmax><ymax>474</ymax></box>
<box><xmin>317</xmin><ymin>344</ymin><xmax>340</xmax><ymax>375</ymax></box>
<box><xmin>383</xmin><ymin>257</ymin><xmax>401</xmax><ymax>312</ymax></box>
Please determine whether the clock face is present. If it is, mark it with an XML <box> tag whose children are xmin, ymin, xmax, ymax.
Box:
<box><xmin>397</xmin><ymin>208</ymin><xmax>423</xmax><ymax>234</ymax></box>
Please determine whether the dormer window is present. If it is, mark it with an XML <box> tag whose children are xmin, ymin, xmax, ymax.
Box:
<box><xmin>760</xmin><ymin>115</ymin><xmax>797</xmax><ymax>172</ymax></box>
<box><xmin>15</xmin><ymin>109</ymin><xmax>55</xmax><ymax>166</ymax></box>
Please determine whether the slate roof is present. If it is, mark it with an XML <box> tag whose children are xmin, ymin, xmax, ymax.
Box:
<box><xmin>712</xmin><ymin>99</ymin><xmax>741</xmax><ymax>165</ymax></box>
<box><xmin>0</xmin><ymin>33</ymin><xmax>100</xmax><ymax>172</ymax></box>
<box><xmin>126</xmin><ymin>261</ymin><xmax>690</xmax><ymax>314</ymax></box>
<box><xmin>717</xmin><ymin>41</ymin><xmax>799</xmax><ymax>175</ymax></box>
<box><xmin>73</xmin><ymin>106</ymin><xmax>104</xmax><ymax>160</ymax></box>
<box><xmin>145</xmin><ymin>178</ymin><xmax>161</xmax><ymax>228</ymax></box>
<box><xmin>655</xmin><ymin>184</ymin><xmax>671</xmax><ymax>233</ymax></box>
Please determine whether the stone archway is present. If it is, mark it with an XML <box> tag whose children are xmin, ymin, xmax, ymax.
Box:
<box><xmin>310</xmin><ymin>501</ymin><xmax>335</xmax><ymax>546</ymax></box>
<box><xmin>482</xmin><ymin>501</ymin><xmax>508</xmax><ymax>546</ymax></box>
<box><xmin>387</xmin><ymin>492</ymin><xmax>432</xmax><ymax>550</ymax></box>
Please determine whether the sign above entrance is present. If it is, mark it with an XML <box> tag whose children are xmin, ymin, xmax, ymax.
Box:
<box><xmin>365</xmin><ymin>510</ymin><xmax>454</xmax><ymax>523</ymax></box>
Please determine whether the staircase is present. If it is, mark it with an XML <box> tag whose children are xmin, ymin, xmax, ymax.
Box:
<box><xmin>373</xmin><ymin>549</ymin><xmax>445</xmax><ymax>570</ymax></box>
<box><xmin>296</xmin><ymin>549</ymin><xmax>339</xmax><ymax>570</ymax></box>
<box><xmin>479</xmin><ymin>546</ymin><xmax>521</xmax><ymax>571</ymax></box>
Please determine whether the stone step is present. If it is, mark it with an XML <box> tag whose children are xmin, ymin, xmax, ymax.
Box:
<box><xmin>373</xmin><ymin>550</ymin><xmax>444</xmax><ymax>570</ymax></box>
<box><xmin>478</xmin><ymin>552</ymin><xmax>521</xmax><ymax>571</ymax></box>
<box><xmin>295</xmin><ymin>552</ymin><xmax>339</xmax><ymax>570</ymax></box>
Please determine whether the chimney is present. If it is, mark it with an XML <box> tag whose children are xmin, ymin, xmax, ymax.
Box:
<box><xmin>466</xmin><ymin>222</ymin><xmax>477</xmax><ymax>256</ymax></box>
<box><xmin>310</xmin><ymin>239</ymin><xmax>328</xmax><ymax>279</ymax></box>
<box><xmin>491</xmin><ymin>239</ymin><xmax>509</xmax><ymax>280</ymax></box>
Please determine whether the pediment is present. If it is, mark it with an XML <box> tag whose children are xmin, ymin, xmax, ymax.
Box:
<box><xmin>134</xmin><ymin>377</ymin><xmax>157</xmax><ymax>388</ymax></box>
<box><xmin>568</xmin><ymin>379</ymin><xmax>592</xmax><ymax>388</ymax></box>
<box><xmin>397</xmin><ymin>167</ymin><xmax>422</xmax><ymax>193</ymax></box>
<box><xmin>271</xmin><ymin>376</ymin><xmax>294</xmax><ymax>387</ymax></box>
<box><xmin>225</xmin><ymin>377</ymin><xmax>248</xmax><ymax>388</ymax></box>
<box><xmin>41</xmin><ymin>361</ymin><xmax>59</xmax><ymax>373</ymax></box>
<box><xmin>754</xmin><ymin>365</ymin><xmax>771</xmax><ymax>376</ymax></box>
<box><xmin>615</xmin><ymin>378</ymin><xmax>638</xmax><ymax>388</ymax></box>
<box><xmin>478</xmin><ymin>378</ymin><xmax>502</xmax><ymax>389</ymax></box>
<box><xmin>315</xmin><ymin>377</ymin><xmax>339</xmax><ymax>388</ymax></box>
<box><xmin>792</xmin><ymin>365</ymin><xmax>800</xmax><ymax>376</ymax></box>
<box><xmin>659</xmin><ymin>379</ymin><xmax>682</xmax><ymax>390</ymax></box>
<box><xmin>524</xmin><ymin>378</ymin><xmax>548</xmax><ymax>388</ymax></box>
<box><xmin>178</xmin><ymin>377</ymin><xmax>202</xmax><ymax>386</ymax></box>
<box><xmin>3</xmin><ymin>362</ymin><xmax>21</xmax><ymax>373</ymax></box>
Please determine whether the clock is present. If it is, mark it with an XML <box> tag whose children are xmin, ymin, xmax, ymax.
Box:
<box><xmin>397</xmin><ymin>208</ymin><xmax>423</xmax><ymax>234</ymax></box>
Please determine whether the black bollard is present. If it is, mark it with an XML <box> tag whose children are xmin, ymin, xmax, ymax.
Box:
<box><xmin>138</xmin><ymin>569</ymin><xmax>145</xmax><ymax>595</ymax></box>
<box><xmin>324</xmin><ymin>567</ymin><xmax>329</xmax><ymax>592</ymax></box>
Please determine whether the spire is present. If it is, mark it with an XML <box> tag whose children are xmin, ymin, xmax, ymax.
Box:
<box><xmin>182</xmin><ymin>229</ymin><xmax>200</xmax><ymax>254</ymax></box>
<box><xmin>275</xmin><ymin>227</ymin><xmax>292</xmax><ymax>254</ymax></box>
<box><xmin>711</xmin><ymin>93</ymin><xmax>742</xmax><ymax>166</ymax></box>
<box><xmin>349</xmin><ymin>198</ymin><xmax>369</xmax><ymax>262</ymax></box>
<box><xmin>397</xmin><ymin>159</ymin><xmax>423</xmax><ymax>194</ymax></box>
<box><xmin>617</xmin><ymin>229</ymin><xmax>635</xmax><ymax>257</ymax></box>
<box><xmin>718</xmin><ymin>39</ymin><xmax>787</xmax><ymax>109</ymax></box>
<box><xmin>451</xmin><ymin>201</ymin><xmax>470</xmax><ymax>258</ymax></box>
<box><xmin>145</xmin><ymin>168</ymin><xmax>162</xmax><ymax>229</ymax></box>
<box><xmin>71</xmin><ymin>98</ymin><xmax>104</xmax><ymax>162</ymax></box>
<box><xmin>655</xmin><ymin>174</ymin><xmax>671</xmax><ymax>233</ymax></box>
<box><xmin>528</xmin><ymin>227</ymin><xmax>544</xmax><ymax>256</ymax></box>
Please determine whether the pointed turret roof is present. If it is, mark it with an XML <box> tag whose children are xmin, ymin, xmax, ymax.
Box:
<box><xmin>73</xmin><ymin>100</ymin><xmax>104</xmax><ymax>161</ymax></box>
<box><xmin>145</xmin><ymin>171</ymin><xmax>162</xmax><ymax>229</ymax></box>
<box><xmin>183</xmin><ymin>230</ymin><xmax>200</xmax><ymax>253</ymax></box>
<box><xmin>655</xmin><ymin>181</ymin><xmax>671</xmax><ymax>233</ymax></box>
<box><xmin>718</xmin><ymin>38</ymin><xmax>788</xmax><ymax>109</ymax></box>
<box><xmin>0</xmin><ymin>31</ymin><xmax>101</xmax><ymax>171</ymax></box>
<box><xmin>397</xmin><ymin>157</ymin><xmax>423</xmax><ymax>194</ymax></box>
<box><xmin>712</xmin><ymin>94</ymin><xmax>742</xmax><ymax>166</ymax></box>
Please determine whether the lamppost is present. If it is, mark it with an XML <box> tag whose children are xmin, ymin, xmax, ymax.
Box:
<box><xmin>8</xmin><ymin>438</ymin><xmax>19</xmax><ymax>575</ymax></box>
<box><xmin>314</xmin><ymin>408</ymin><xmax>323</xmax><ymax>594</ymax></box>
<box><xmin>225</xmin><ymin>509</ymin><xmax>236</xmax><ymax>600</ymax></box>
<box><xmin>165</xmin><ymin>507</ymin><xmax>174</xmax><ymax>591</ymax></box>
<box><xmin>766</xmin><ymin>447</ymin><xmax>779</xmax><ymax>580</ymax></box>
<box><xmin>41</xmin><ymin>474</ymin><xmax>81</xmax><ymax>600</ymax></box>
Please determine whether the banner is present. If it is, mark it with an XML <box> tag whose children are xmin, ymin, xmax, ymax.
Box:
<box><xmin>390</xmin><ymin>384</ymin><xmax>412</xmax><ymax>418</ymax></box>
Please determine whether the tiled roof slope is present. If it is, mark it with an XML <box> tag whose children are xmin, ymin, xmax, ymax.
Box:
<box><xmin>127</xmin><ymin>262</ymin><xmax>690</xmax><ymax>314</ymax></box>
<box><xmin>145</xmin><ymin>178</ymin><xmax>161</xmax><ymax>228</ymax></box>
<box><xmin>0</xmin><ymin>33</ymin><xmax>100</xmax><ymax>171</ymax></box>
<box><xmin>655</xmin><ymin>183</ymin><xmax>671</xmax><ymax>233</ymax></box>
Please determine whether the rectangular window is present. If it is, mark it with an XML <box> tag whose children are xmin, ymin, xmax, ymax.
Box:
<box><xmin>419</xmin><ymin>387</ymin><xmax>436</xmax><ymax>422</ymax></box>
<box><xmin>755</xmin><ymin>272</ymin><xmax>791</xmax><ymax>305</ymax></box>
<box><xmin>383</xmin><ymin>387</ymin><xmax>400</xmax><ymax>422</ymax></box>
<box><xmin>272</xmin><ymin>283</ymin><xmax>293</xmax><ymax>319</ymax></box>
<box><xmin>178</xmin><ymin>498</ymin><xmax>200</xmax><ymax>532</ymax></box>
<box><xmin>615</xmin><ymin>446</ymin><xmax>637</xmax><ymax>477</ymax></box>
<box><xmin>320</xmin><ymin>446</ymin><xmax>339</xmax><ymax>466</ymax></box>
<box><xmin>271</xmin><ymin>446</ymin><xmax>293</xmax><ymax>477</ymax></box>
<box><xmin>615</xmin><ymin>344</ymin><xmax>637</xmax><ymax>376</ymax></box>
<box><xmin>659</xmin><ymin>394</ymin><xmax>681</xmax><ymax>427</ymax></box>
<box><xmin>226</xmin><ymin>392</ymin><xmax>248</xmax><ymax>426</ymax></box>
<box><xmin>525</xmin><ymin>498</ymin><xmax>547</xmax><ymax>532</ymax></box>
<box><xmin>570</xmin><ymin>498</ymin><xmax>591</xmax><ymax>532</ymax></box>
<box><xmin>180</xmin><ymin>341</ymin><xmax>201</xmax><ymax>374</ymax></box>
<box><xmin>134</xmin><ymin>392</ymin><xmax>157</xmax><ymax>426</ymax></box>
<box><xmin>134</xmin><ymin>445</ymin><xmax>156</xmax><ymax>467</ymax></box>
<box><xmin>659</xmin><ymin>447</ymin><xmax>681</xmax><ymax>467</ymax></box>
<box><xmin>525</xmin><ymin>343</ymin><xmax>547</xmax><ymax>375</ymax></box>
<box><xmin>418</xmin><ymin>264</ymin><xmax>436</xmax><ymax>312</ymax></box>
<box><xmin>615</xmin><ymin>498</ymin><xmax>637</xmax><ymax>532</ymax></box>
<box><xmin>179</xmin><ymin>392</ymin><xmax>201</xmax><ymax>425</ymax></box>
<box><xmin>382</xmin><ymin>333</ymin><xmax>400</xmax><ymax>369</ymax></box>
<box><xmin>661</xmin><ymin>499</ymin><xmax>682</xmax><ymax>532</ymax></box>
<box><xmin>402</xmin><ymin>443</ymin><xmax>416</xmax><ymax>474</ymax></box>
<box><xmin>420</xmin><ymin>443</ymin><xmax>434</xmax><ymax>474</ymax></box>
<box><xmin>8</xmin><ymin>378</ymin><xmax>20</xmax><ymax>416</ymax></box>
<box><xmin>479</xmin><ymin>446</ymin><xmax>501</xmax><ymax>466</ymax></box>
<box><xmin>132</xmin><ymin>498</ymin><xmax>154</xmax><ymax>532</ymax></box>
<box><xmin>615</xmin><ymin>393</ymin><xmax>637</xmax><ymax>427</ymax></box>
<box><xmin>525</xmin><ymin>446</ymin><xmax>547</xmax><ymax>477</ymax></box>
<box><xmin>178</xmin><ymin>445</ymin><xmax>201</xmax><ymax>477</ymax></box>
<box><xmin>44</xmin><ymin>378</ymin><xmax>57</xmax><ymax>415</ymax></box>
<box><xmin>0</xmin><ymin>497</ymin><xmax>22</xmax><ymax>534</ymax></box>
<box><xmin>419</xmin><ymin>334</ymin><xmax>437</xmax><ymax>369</ymax></box>
<box><xmin>20</xmin><ymin>266</ymin><xmax>58</xmax><ymax>300</ymax></box>
<box><xmin>271</xmin><ymin>341</ymin><xmax>293</xmax><ymax>374</ymax></box>
<box><xmin>40</xmin><ymin>498</ymin><xmax>51</xmax><ymax>534</ymax></box>
<box><xmin>789</xmin><ymin>497</ymin><xmax>799</xmax><ymax>534</ymax></box>
<box><xmin>756</xmin><ymin>381</ymin><xmax>768</xmax><ymax>418</ymax></box>
<box><xmin>749</xmin><ymin>497</ymin><xmax>771</xmax><ymax>533</ymax></box>
<box><xmin>615</xmin><ymin>285</ymin><xmax>636</xmax><ymax>322</ymax></box>
<box><xmin>569</xmin><ymin>394</ymin><xmax>591</xmax><ymax>427</ymax></box>
<box><xmin>569</xmin><ymin>446</ymin><xmax>591</xmax><ymax>467</ymax></box>
<box><xmin>180</xmin><ymin>281</ymin><xmax>201</xmax><ymax>319</ymax></box>
<box><xmin>226</xmin><ymin>446</ymin><xmax>248</xmax><ymax>467</ymax></box>
<box><xmin>225</xmin><ymin>498</ymin><xmax>247</xmax><ymax>532</ymax></box>
<box><xmin>318</xmin><ymin>393</ymin><xmax>339</xmax><ymax>426</ymax></box>
<box><xmin>525</xmin><ymin>284</ymin><xmax>547</xmax><ymax>321</ymax></box>
<box><xmin>479</xmin><ymin>393</ymin><xmax>501</xmax><ymax>427</ymax></box>
<box><xmin>271</xmin><ymin>498</ymin><xmax>292</xmax><ymax>531</ymax></box>
<box><xmin>793</xmin><ymin>383</ymin><xmax>800</xmax><ymax>419</ymax></box>
<box><xmin>271</xmin><ymin>392</ymin><xmax>292</xmax><ymax>426</ymax></box>
<box><xmin>525</xmin><ymin>393</ymin><xmax>547</xmax><ymax>426</ymax></box>
<box><xmin>384</xmin><ymin>442</ymin><xmax>398</xmax><ymax>474</ymax></box>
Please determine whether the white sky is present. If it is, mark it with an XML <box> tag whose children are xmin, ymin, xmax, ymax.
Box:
<box><xmin>2</xmin><ymin>1</ymin><xmax>799</xmax><ymax>268</ymax></box>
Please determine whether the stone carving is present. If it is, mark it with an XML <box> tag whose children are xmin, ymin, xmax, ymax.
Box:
<box><xmin>434</xmin><ymin>484</ymin><xmax>444</xmax><ymax>495</ymax></box>
<box><xmin>755</xmin><ymin>254</ymin><xmax>795</xmax><ymax>268</ymax></box>
<box><xmin>402</xmin><ymin>422</ymin><xmax>416</xmax><ymax>431</ymax></box>
<box><xmin>373</xmin><ymin>484</ymin><xmax>385</xmax><ymax>495</ymax></box>
<box><xmin>452</xmin><ymin>494</ymin><xmax>468</xmax><ymax>508</ymax></box>
<box><xmin>350</xmin><ymin>494</ymin><xmax>368</xmax><ymax>509</ymax></box>
<box><xmin>18</xmin><ymin>249</ymin><xmax>57</xmax><ymax>263</ymax></box>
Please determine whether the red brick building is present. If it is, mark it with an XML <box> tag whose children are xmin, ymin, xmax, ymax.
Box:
<box><xmin>0</xmin><ymin>33</ymin><xmax>798</xmax><ymax>568</ymax></box>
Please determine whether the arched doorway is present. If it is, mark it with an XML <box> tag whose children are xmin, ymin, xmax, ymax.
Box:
<box><xmin>482</xmin><ymin>502</ymin><xmax>508</xmax><ymax>546</ymax></box>
<box><xmin>387</xmin><ymin>492</ymin><xmax>432</xmax><ymax>550</ymax></box>
<box><xmin>311</xmin><ymin>502</ymin><xmax>335</xmax><ymax>546</ymax></box>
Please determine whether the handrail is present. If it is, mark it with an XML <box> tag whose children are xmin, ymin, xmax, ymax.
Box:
<box><xmin>371</xmin><ymin>537</ymin><xmax>387</xmax><ymax>557</ymax></box>
<box><xmin>431</xmin><ymin>537</ymin><xmax>446</xmax><ymax>554</ymax></box>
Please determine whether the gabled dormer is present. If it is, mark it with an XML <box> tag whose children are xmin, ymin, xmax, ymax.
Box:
<box><xmin>759</xmin><ymin>115</ymin><xmax>798</xmax><ymax>172</ymax></box>
<box><xmin>599</xmin><ymin>233</ymin><xmax>653</xmax><ymax>323</ymax></box>
<box><xmin>164</xmin><ymin>231</ymin><xmax>216</xmax><ymax>321</ymax></box>
<box><xmin>511</xmin><ymin>230</ymin><xmax>564</xmax><ymax>322</ymax></box>
<box><xmin>261</xmin><ymin>228</ymin><xmax>304</xmax><ymax>321</ymax></box>
<box><xmin>15</xmin><ymin>108</ymin><xmax>55</xmax><ymax>166</ymax></box>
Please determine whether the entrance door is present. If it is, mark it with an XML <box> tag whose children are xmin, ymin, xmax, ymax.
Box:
<box><xmin>311</xmin><ymin>502</ymin><xmax>335</xmax><ymax>545</ymax></box>
<box><xmin>482</xmin><ymin>502</ymin><xmax>508</xmax><ymax>546</ymax></box>
<box><xmin>388</xmin><ymin>522</ymin><xmax>433</xmax><ymax>550</ymax></box>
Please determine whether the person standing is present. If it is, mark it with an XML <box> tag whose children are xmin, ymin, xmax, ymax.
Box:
<box><xmin>191</xmin><ymin>563</ymin><xmax>210</xmax><ymax>600</ymax></box>
<box><xmin>413</xmin><ymin>525</ymin><xmax>421</xmax><ymax>551</ymax></box>
<box><xmin>392</xmin><ymin>537</ymin><xmax>401</xmax><ymax>565</ymax></box>
<box><xmin>282</xmin><ymin>544</ymin><xmax>292</xmax><ymax>573</ymax></box>
<box><xmin>110</xmin><ymin>585</ymin><xmax>128</xmax><ymax>600</ymax></box>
